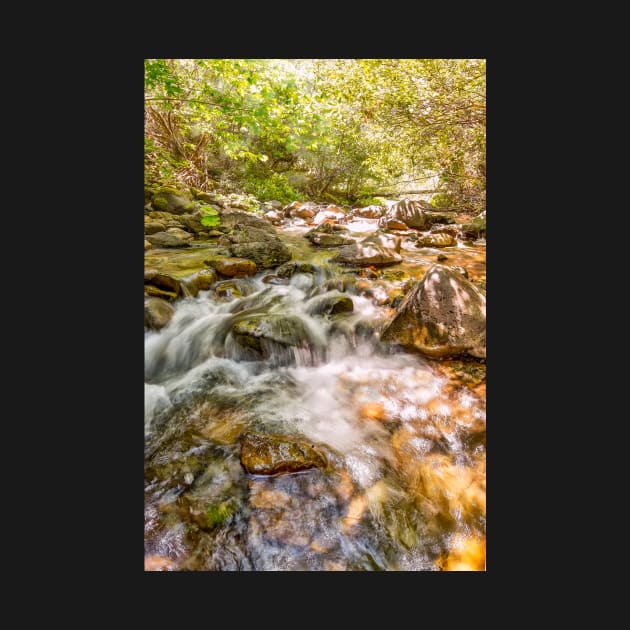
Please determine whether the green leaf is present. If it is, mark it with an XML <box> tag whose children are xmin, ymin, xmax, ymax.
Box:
<box><xmin>201</xmin><ymin>215</ymin><xmax>220</xmax><ymax>227</ymax></box>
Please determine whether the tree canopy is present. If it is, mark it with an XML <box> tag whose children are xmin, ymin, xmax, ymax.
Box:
<box><xmin>144</xmin><ymin>58</ymin><xmax>485</xmax><ymax>213</ymax></box>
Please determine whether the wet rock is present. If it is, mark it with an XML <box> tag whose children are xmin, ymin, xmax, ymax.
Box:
<box><xmin>308</xmin><ymin>232</ymin><xmax>354</xmax><ymax>247</ymax></box>
<box><xmin>196</xmin><ymin>191</ymin><xmax>222</xmax><ymax>205</ymax></box>
<box><xmin>306</xmin><ymin>294</ymin><xmax>354</xmax><ymax>316</ymax></box>
<box><xmin>218</xmin><ymin>211</ymin><xmax>277</xmax><ymax>234</ymax></box>
<box><xmin>144</xmin><ymin>285</ymin><xmax>177</xmax><ymax>300</ymax></box>
<box><xmin>231</xmin><ymin>314</ymin><xmax>317</xmax><ymax>356</ymax></box>
<box><xmin>263</xmin><ymin>210</ymin><xmax>285</xmax><ymax>225</ymax></box>
<box><xmin>460</xmin><ymin>211</ymin><xmax>486</xmax><ymax>239</ymax></box>
<box><xmin>431</xmin><ymin>224</ymin><xmax>460</xmax><ymax>236</ymax></box>
<box><xmin>179</xmin><ymin>214</ymin><xmax>208</xmax><ymax>235</ymax></box>
<box><xmin>262</xmin><ymin>275</ymin><xmax>289</xmax><ymax>285</ymax></box>
<box><xmin>152</xmin><ymin>186</ymin><xmax>193</xmax><ymax>214</ymax></box>
<box><xmin>144</xmin><ymin>239</ymin><xmax>152</xmax><ymax>250</ymax></box>
<box><xmin>269</xmin><ymin>200</ymin><xmax>284</xmax><ymax>211</ymax></box>
<box><xmin>415</xmin><ymin>233</ymin><xmax>456</xmax><ymax>248</ymax></box>
<box><xmin>165</xmin><ymin>227</ymin><xmax>194</xmax><ymax>241</ymax></box>
<box><xmin>204</xmin><ymin>256</ymin><xmax>257</xmax><ymax>277</ymax></box>
<box><xmin>144</xmin><ymin>221</ymin><xmax>166</xmax><ymax>235</ymax></box>
<box><xmin>214</xmin><ymin>280</ymin><xmax>244</xmax><ymax>300</ymax></box>
<box><xmin>330</xmin><ymin>242</ymin><xmax>402</xmax><ymax>267</ymax></box>
<box><xmin>276</xmin><ymin>262</ymin><xmax>320</xmax><ymax>278</ymax></box>
<box><xmin>424</xmin><ymin>212</ymin><xmax>455</xmax><ymax>226</ymax></box>
<box><xmin>188</xmin><ymin>268</ymin><xmax>217</xmax><ymax>291</ymax></box>
<box><xmin>313</xmin><ymin>205</ymin><xmax>346</xmax><ymax>225</ymax></box>
<box><xmin>225</xmin><ymin>223</ymin><xmax>291</xmax><ymax>269</ymax></box>
<box><xmin>378</xmin><ymin>199</ymin><xmax>432</xmax><ymax>230</ymax></box>
<box><xmin>145</xmin><ymin>231</ymin><xmax>191</xmax><ymax>248</ymax></box>
<box><xmin>361</xmin><ymin>232</ymin><xmax>402</xmax><ymax>253</ymax></box>
<box><xmin>437</xmin><ymin>253</ymin><xmax>448</xmax><ymax>261</ymax></box>
<box><xmin>352</xmin><ymin>205</ymin><xmax>386</xmax><ymax>219</ymax></box>
<box><xmin>144</xmin><ymin>268</ymin><xmax>159</xmax><ymax>282</ymax></box>
<box><xmin>449</xmin><ymin>265</ymin><xmax>469</xmax><ymax>279</ymax></box>
<box><xmin>149</xmin><ymin>273</ymin><xmax>181</xmax><ymax>294</ymax></box>
<box><xmin>144</xmin><ymin>297</ymin><xmax>175</xmax><ymax>330</ymax></box>
<box><xmin>381</xmin><ymin>264</ymin><xmax>486</xmax><ymax>358</ymax></box>
<box><xmin>240</xmin><ymin>432</ymin><xmax>326</xmax><ymax>475</ymax></box>
<box><xmin>290</xmin><ymin>203</ymin><xmax>319</xmax><ymax>219</ymax></box>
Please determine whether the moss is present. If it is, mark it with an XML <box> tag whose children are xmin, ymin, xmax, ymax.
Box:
<box><xmin>152</xmin><ymin>196</ymin><xmax>169</xmax><ymax>211</ymax></box>
<box><xmin>205</xmin><ymin>499</ymin><xmax>237</xmax><ymax>529</ymax></box>
<box><xmin>144</xmin><ymin>285</ymin><xmax>178</xmax><ymax>300</ymax></box>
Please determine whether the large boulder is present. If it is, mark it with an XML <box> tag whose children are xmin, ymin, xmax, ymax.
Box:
<box><xmin>378</xmin><ymin>199</ymin><xmax>432</xmax><ymax>230</ymax></box>
<box><xmin>240</xmin><ymin>432</ymin><xmax>326</xmax><ymax>475</ymax></box>
<box><xmin>204</xmin><ymin>256</ymin><xmax>257</xmax><ymax>277</ymax></box>
<box><xmin>380</xmin><ymin>264</ymin><xmax>486</xmax><ymax>359</ymax></box>
<box><xmin>144</xmin><ymin>297</ymin><xmax>175</xmax><ymax>330</ymax></box>
<box><xmin>330</xmin><ymin>242</ymin><xmax>402</xmax><ymax>267</ymax></box>
<box><xmin>224</xmin><ymin>223</ymin><xmax>291</xmax><ymax>269</ymax></box>
<box><xmin>415</xmin><ymin>233</ymin><xmax>457</xmax><ymax>248</ymax></box>
<box><xmin>151</xmin><ymin>186</ymin><xmax>193</xmax><ymax>215</ymax></box>
<box><xmin>145</xmin><ymin>232</ymin><xmax>191</xmax><ymax>248</ymax></box>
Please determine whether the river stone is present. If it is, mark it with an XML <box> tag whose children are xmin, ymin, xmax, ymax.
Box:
<box><xmin>378</xmin><ymin>199</ymin><xmax>432</xmax><ymax>230</ymax></box>
<box><xmin>144</xmin><ymin>240</ymin><xmax>152</xmax><ymax>250</ymax></box>
<box><xmin>231</xmin><ymin>314</ymin><xmax>314</xmax><ymax>353</ymax></box>
<box><xmin>262</xmin><ymin>275</ymin><xmax>290</xmax><ymax>285</ymax></box>
<box><xmin>240</xmin><ymin>432</ymin><xmax>326</xmax><ymax>475</ymax></box>
<box><xmin>380</xmin><ymin>264</ymin><xmax>486</xmax><ymax>359</ymax></box>
<box><xmin>217</xmin><ymin>211</ymin><xmax>277</xmax><ymax>234</ymax></box>
<box><xmin>313</xmin><ymin>205</ymin><xmax>346</xmax><ymax>225</ymax></box>
<box><xmin>276</xmin><ymin>262</ymin><xmax>320</xmax><ymax>278</ymax></box>
<box><xmin>149</xmin><ymin>273</ymin><xmax>181</xmax><ymax>294</ymax></box>
<box><xmin>460</xmin><ymin>211</ymin><xmax>486</xmax><ymax>239</ymax></box>
<box><xmin>191</xmin><ymin>268</ymin><xmax>217</xmax><ymax>290</ymax></box>
<box><xmin>165</xmin><ymin>227</ymin><xmax>194</xmax><ymax>240</ymax></box>
<box><xmin>352</xmin><ymin>205</ymin><xmax>386</xmax><ymax>219</ymax></box>
<box><xmin>178</xmin><ymin>214</ymin><xmax>207</xmax><ymax>234</ymax></box>
<box><xmin>415</xmin><ymin>233</ymin><xmax>456</xmax><ymax>248</ymax></box>
<box><xmin>144</xmin><ymin>285</ymin><xmax>178</xmax><ymax>300</ymax></box>
<box><xmin>424</xmin><ymin>212</ymin><xmax>455</xmax><ymax>226</ymax></box>
<box><xmin>269</xmin><ymin>200</ymin><xmax>284</xmax><ymax>211</ymax></box>
<box><xmin>144</xmin><ymin>297</ymin><xmax>176</xmax><ymax>330</ymax></box>
<box><xmin>196</xmin><ymin>191</ymin><xmax>222</xmax><ymax>205</ymax></box>
<box><xmin>330</xmin><ymin>242</ymin><xmax>402</xmax><ymax>267</ymax></box>
<box><xmin>144</xmin><ymin>268</ymin><xmax>158</xmax><ymax>282</ymax></box>
<box><xmin>431</xmin><ymin>224</ymin><xmax>461</xmax><ymax>236</ymax></box>
<box><xmin>264</xmin><ymin>210</ymin><xmax>285</xmax><ymax>225</ymax></box>
<box><xmin>152</xmin><ymin>186</ymin><xmax>192</xmax><ymax>214</ymax></box>
<box><xmin>144</xmin><ymin>221</ymin><xmax>166</xmax><ymax>235</ymax></box>
<box><xmin>449</xmin><ymin>265</ymin><xmax>469</xmax><ymax>279</ymax></box>
<box><xmin>214</xmin><ymin>280</ymin><xmax>244</xmax><ymax>300</ymax></box>
<box><xmin>307</xmin><ymin>294</ymin><xmax>354</xmax><ymax>316</ymax></box>
<box><xmin>361</xmin><ymin>232</ymin><xmax>402</xmax><ymax>253</ymax></box>
<box><xmin>225</xmin><ymin>223</ymin><xmax>291</xmax><ymax>269</ymax></box>
<box><xmin>145</xmin><ymin>232</ymin><xmax>191</xmax><ymax>248</ymax></box>
<box><xmin>308</xmin><ymin>232</ymin><xmax>354</xmax><ymax>247</ymax></box>
<box><xmin>204</xmin><ymin>256</ymin><xmax>257</xmax><ymax>277</ymax></box>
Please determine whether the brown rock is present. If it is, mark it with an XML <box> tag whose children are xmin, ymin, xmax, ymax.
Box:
<box><xmin>416</xmin><ymin>233</ymin><xmax>456</xmax><ymax>248</ymax></box>
<box><xmin>144</xmin><ymin>297</ymin><xmax>175</xmax><ymax>330</ymax></box>
<box><xmin>240</xmin><ymin>432</ymin><xmax>326</xmax><ymax>475</ymax></box>
<box><xmin>204</xmin><ymin>257</ymin><xmax>257</xmax><ymax>277</ymax></box>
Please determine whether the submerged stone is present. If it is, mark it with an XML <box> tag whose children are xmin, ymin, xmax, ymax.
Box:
<box><xmin>240</xmin><ymin>432</ymin><xmax>326</xmax><ymax>475</ymax></box>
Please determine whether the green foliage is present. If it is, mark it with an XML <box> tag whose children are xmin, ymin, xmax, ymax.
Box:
<box><xmin>243</xmin><ymin>172</ymin><xmax>301</xmax><ymax>204</ymax></box>
<box><xmin>356</xmin><ymin>196</ymin><xmax>386</xmax><ymax>207</ymax></box>
<box><xmin>199</xmin><ymin>204</ymin><xmax>221</xmax><ymax>227</ymax></box>
<box><xmin>144</xmin><ymin>59</ymin><xmax>485</xmax><ymax>212</ymax></box>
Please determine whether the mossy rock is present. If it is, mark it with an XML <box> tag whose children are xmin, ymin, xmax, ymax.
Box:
<box><xmin>144</xmin><ymin>285</ymin><xmax>178</xmax><ymax>300</ymax></box>
<box><xmin>276</xmin><ymin>262</ymin><xmax>320</xmax><ymax>278</ymax></box>
<box><xmin>152</xmin><ymin>187</ymin><xmax>192</xmax><ymax>214</ymax></box>
<box><xmin>144</xmin><ymin>297</ymin><xmax>175</xmax><ymax>329</ymax></box>
<box><xmin>306</xmin><ymin>294</ymin><xmax>354</xmax><ymax>316</ymax></box>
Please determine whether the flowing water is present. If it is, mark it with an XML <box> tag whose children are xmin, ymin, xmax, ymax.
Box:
<box><xmin>144</xmin><ymin>218</ymin><xmax>486</xmax><ymax>571</ymax></box>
